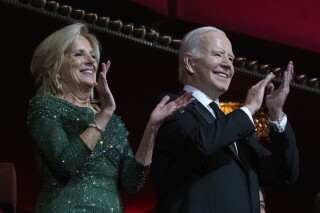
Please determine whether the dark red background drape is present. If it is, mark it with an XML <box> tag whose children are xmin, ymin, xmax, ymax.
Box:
<box><xmin>132</xmin><ymin>0</ymin><xmax>320</xmax><ymax>53</ymax></box>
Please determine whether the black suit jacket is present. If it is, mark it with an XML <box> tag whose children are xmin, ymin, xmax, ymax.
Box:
<box><xmin>153</xmin><ymin>92</ymin><xmax>299</xmax><ymax>213</ymax></box>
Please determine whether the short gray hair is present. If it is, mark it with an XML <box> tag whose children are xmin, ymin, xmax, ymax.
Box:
<box><xmin>178</xmin><ymin>26</ymin><xmax>226</xmax><ymax>84</ymax></box>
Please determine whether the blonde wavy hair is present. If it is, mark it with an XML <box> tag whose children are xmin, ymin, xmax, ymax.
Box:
<box><xmin>31</xmin><ymin>23</ymin><xmax>101</xmax><ymax>100</ymax></box>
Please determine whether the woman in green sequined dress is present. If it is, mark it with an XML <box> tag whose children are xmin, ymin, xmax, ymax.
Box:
<box><xmin>27</xmin><ymin>23</ymin><xmax>193</xmax><ymax>213</ymax></box>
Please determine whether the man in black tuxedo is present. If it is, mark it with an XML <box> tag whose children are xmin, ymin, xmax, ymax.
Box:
<box><xmin>153</xmin><ymin>26</ymin><xmax>299</xmax><ymax>213</ymax></box>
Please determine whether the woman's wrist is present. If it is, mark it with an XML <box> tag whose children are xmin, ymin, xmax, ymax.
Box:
<box><xmin>99</xmin><ymin>108</ymin><xmax>115</xmax><ymax>117</ymax></box>
<box><xmin>88</xmin><ymin>121</ymin><xmax>105</xmax><ymax>133</ymax></box>
<box><xmin>146</xmin><ymin>120</ymin><xmax>161</xmax><ymax>132</ymax></box>
<box><xmin>93</xmin><ymin>112</ymin><xmax>112</xmax><ymax>131</ymax></box>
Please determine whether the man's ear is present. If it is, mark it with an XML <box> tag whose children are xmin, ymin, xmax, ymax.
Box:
<box><xmin>184</xmin><ymin>53</ymin><xmax>195</xmax><ymax>74</ymax></box>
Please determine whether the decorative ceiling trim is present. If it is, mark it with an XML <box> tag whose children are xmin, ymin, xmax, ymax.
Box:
<box><xmin>1</xmin><ymin>0</ymin><xmax>319</xmax><ymax>95</ymax></box>
<box><xmin>1</xmin><ymin>0</ymin><xmax>179</xmax><ymax>54</ymax></box>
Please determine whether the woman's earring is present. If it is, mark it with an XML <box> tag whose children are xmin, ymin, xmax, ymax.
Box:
<box><xmin>56</xmin><ymin>79</ymin><xmax>62</xmax><ymax>90</ymax></box>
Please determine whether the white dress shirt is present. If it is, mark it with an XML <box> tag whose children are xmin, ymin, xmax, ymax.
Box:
<box><xmin>183</xmin><ymin>84</ymin><xmax>287</xmax><ymax>133</ymax></box>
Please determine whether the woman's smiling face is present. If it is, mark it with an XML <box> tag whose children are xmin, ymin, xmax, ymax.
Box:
<box><xmin>58</xmin><ymin>35</ymin><xmax>98</xmax><ymax>92</ymax></box>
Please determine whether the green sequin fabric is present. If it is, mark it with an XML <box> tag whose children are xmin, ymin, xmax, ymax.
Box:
<box><xmin>27</xmin><ymin>94</ymin><xmax>150</xmax><ymax>213</ymax></box>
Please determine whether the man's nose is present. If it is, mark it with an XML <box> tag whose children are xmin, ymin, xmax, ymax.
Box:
<box><xmin>221</xmin><ymin>56</ymin><xmax>233</xmax><ymax>68</ymax></box>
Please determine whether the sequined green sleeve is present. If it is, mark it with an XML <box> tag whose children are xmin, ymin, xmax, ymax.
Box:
<box><xmin>105</xmin><ymin>115</ymin><xmax>150</xmax><ymax>194</ymax></box>
<box><xmin>119</xmin><ymin>144</ymin><xmax>151</xmax><ymax>193</ymax></box>
<box><xmin>27</xmin><ymin>94</ymin><xmax>92</xmax><ymax>178</ymax></box>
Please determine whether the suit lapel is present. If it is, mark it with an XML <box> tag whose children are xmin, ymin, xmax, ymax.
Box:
<box><xmin>180</xmin><ymin>91</ymin><xmax>247</xmax><ymax>168</ymax></box>
<box><xmin>228</xmin><ymin>143</ymin><xmax>238</xmax><ymax>157</ymax></box>
<box><xmin>177</xmin><ymin>90</ymin><xmax>214</xmax><ymax>123</ymax></box>
<box><xmin>191</xmin><ymin>99</ymin><xmax>215</xmax><ymax>123</ymax></box>
<box><xmin>191</xmin><ymin>98</ymin><xmax>238</xmax><ymax>157</ymax></box>
<box><xmin>191</xmin><ymin>97</ymin><xmax>245</xmax><ymax>166</ymax></box>
<box><xmin>236</xmin><ymin>142</ymin><xmax>250</xmax><ymax>171</ymax></box>
<box><xmin>191</xmin><ymin>98</ymin><xmax>238</xmax><ymax>156</ymax></box>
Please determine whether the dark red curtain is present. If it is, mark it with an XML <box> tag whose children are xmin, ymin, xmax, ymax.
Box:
<box><xmin>132</xmin><ymin>0</ymin><xmax>320</xmax><ymax>53</ymax></box>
